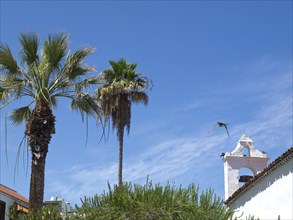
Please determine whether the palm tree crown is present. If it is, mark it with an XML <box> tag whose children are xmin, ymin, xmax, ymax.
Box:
<box><xmin>97</xmin><ymin>58</ymin><xmax>152</xmax><ymax>185</ymax></box>
<box><xmin>0</xmin><ymin>32</ymin><xmax>99</xmax><ymax>120</ymax></box>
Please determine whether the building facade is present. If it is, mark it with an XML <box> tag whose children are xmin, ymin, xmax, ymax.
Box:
<box><xmin>44</xmin><ymin>196</ymin><xmax>74</xmax><ymax>219</ymax></box>
<box><xmin>0</xmin><ymin>184</ymin><xmax>29</xmax><ymax>220</ymax></box>
<box><xmin>223</xmin><ymin>135</ymin><xmax>293</xmax><ymax>219</ymax></box>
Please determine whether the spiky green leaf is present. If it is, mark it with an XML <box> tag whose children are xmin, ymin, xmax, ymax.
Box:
<box><xmin>19</xmin><ymin>32</ymin><xmax>39</xmax><ymax>66</ymax></box>
<box><xmin>62</xmin><ymin>48</ymin><xmax>95</xmax><ymax>80</ymax></box>
<box><xmin>40</xmin><ymin>33</ymin><xmax>68</xmax><ymax>79</ymax></box>
<box><xmin>9</xmin><ymin>106</ymin><xmax>31</xmax><ymax>125</ymax></box>
<box><xmin>70</xmin><ymin>92</ymin><xmax>100</xmax><ymax>117</ymax></box>
<box><xmin>0</xmin><ymin>44</ymin><xmax>19</xmax><ymax>74</ymax></box>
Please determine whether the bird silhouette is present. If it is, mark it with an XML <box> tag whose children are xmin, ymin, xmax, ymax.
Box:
<box><xmin>209</xmin><ymin>122</ymin><xmax>230</xmax><ymax>138</ymax></box>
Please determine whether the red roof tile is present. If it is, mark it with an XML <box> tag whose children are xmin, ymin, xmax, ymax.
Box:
<box><xmin>0</xmin><ymin>184</ymin><xmax>29</xmax><ymax>205</ymax></box>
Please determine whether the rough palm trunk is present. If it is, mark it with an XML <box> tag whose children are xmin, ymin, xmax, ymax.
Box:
<box><xmin>26</xmin><ymin>100</ymin><xmax>55</xmax><ymax>215</ymax></box>
<box><xmin>118</xmin><ymin>126</ymin><xmax>124</xmax><ymax>186</ymax></box>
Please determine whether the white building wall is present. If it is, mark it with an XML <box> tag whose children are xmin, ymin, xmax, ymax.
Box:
<box><xmin>230</xmin><ymin>160</ymin><xmax>293</xmax><ymax>220</ymax></box>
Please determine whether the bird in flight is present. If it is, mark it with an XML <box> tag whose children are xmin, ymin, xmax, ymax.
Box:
<box><xmin>209</xmin><ymin>122</ymin><xmax>230</xmax><ymax>138</ymax></box>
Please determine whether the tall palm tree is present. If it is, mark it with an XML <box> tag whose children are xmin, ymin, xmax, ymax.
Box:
<box><xmin>96</xmin><ymin>58</ymin><xmax>152</xmax><ymax>186</ymax></box>
<box><xmin>0</xmin><ymin>32</ymin><xmax>99</xmax><ymax>214</ymax></box>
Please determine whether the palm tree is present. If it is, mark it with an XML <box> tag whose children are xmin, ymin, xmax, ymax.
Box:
<box><xmin>96</xmin><ymin>58</ymin><xmax>152</xmax><ymax>186</ymax></box>
<box><xmin>0</xmin><ymin>32</ymin><xmax>99</xmax><ymax>214</ymax></box>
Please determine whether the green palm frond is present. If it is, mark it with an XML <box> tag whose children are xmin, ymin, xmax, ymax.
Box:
<box><xmin>70</xmin><ymin>92</ymin><xmax>100</xmax><ymax>117</ymax></box>
<box><xmin>19</xmin><ymin>32</ymin><xmax>39</xmax><ymax>66</ymax></box>
<box><xmin>62</xmin><ymin>48</ymin><xmax>95</xmax><ymax>80</ymax></box>
<box><xmin>40</xmin><ymin>33</ymin><xmax>68</xmax><ymax>78</ymax></box>
<box><xmin>109</xmin><ymin>59</ymin><xmax>124</xmax><ymax>74</ymax></box>
<box><xmin>0</xmin><ymin>44</ymin><xmax>19</xmax><ymax>74</ymax></box>
<box><xmin>0</xmin><ymin>87</ymin><xmax>10</xmax><ymax>101</ymax></box>
<box><xmin>9</xmin><ymin>106</ymin><xmax>31</xmax><ymax>125</ymax></box>
<box><xmin>127</xmin><ymin>63</ymin><xmax>137</xmax><ymax>72</ymax></box>
<box><xmin>1</xmin><ymin>75</ymin><xmax>26</xmax><ymax>97</ymax></box>
<box><xmin>74</xmin><ymin>76</ymin><xmax>101</xmax><ymax>92</ymax></box>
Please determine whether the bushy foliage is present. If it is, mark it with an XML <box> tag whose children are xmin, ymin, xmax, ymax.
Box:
<box><xmin>69</xmin><ymin>180</ymin><xmax>234</xmax><ymax>220</ymax></box>
<box><xmin>8</xmin><ymin>203</ymin><xmax>63</xmax><ymax>220</ymax></box>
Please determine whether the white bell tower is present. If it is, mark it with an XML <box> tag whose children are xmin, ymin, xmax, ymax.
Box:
<box><xmin>222</xmin><ymin>134</ymin><xmax>269</xmax><ymax>200</ymax></box>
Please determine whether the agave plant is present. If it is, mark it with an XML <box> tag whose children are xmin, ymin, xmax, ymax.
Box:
<box><xmin>0</xmin><ymin>32</ymin><xmax>99</xmax><ymax>214</ymax></box>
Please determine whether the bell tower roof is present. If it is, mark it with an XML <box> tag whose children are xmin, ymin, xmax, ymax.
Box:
<box><xmin>227</xmin><ymin>134</ymin><xmax>268</xmax><ymax>158</ymax></box>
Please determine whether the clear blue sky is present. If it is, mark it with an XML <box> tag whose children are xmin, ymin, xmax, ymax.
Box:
<box><xmin>0</xmin><ymin>1</ymin><xmax>292</xmax><ymax>205</ymax></box>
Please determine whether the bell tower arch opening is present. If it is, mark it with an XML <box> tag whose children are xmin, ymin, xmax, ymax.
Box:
<box><xmin>243</xmin><ymin>147</ymin><xmax>250</xmax><ymax>157</ymax></box>
<box><xmin>238</xmin><ymin>167</ymin><xmax>254</xmax><ymax>187</ymax></box>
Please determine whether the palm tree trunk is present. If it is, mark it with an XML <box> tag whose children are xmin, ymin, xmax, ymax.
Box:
<box><xmin>26</xmin><ymin>100</ymin><xmax>55</xmax><ymax>215</ymax></box>
<box><xmin>29</xmin><ymin>151</ymin><xmax>47</xmax><ymax>214</ymax></box>
<box><xmin>118</xmin><ymin>126</ymin><xmax>124</xmax><ymax>186</ymax></box>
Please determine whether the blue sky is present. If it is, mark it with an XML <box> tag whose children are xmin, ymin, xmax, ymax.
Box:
<box><xmin>0</xmin><ymin>1</ymin><xmax>292</xmax><ymax>205</ymax></box>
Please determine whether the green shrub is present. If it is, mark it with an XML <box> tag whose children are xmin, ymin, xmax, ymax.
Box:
<box><xmin>69</xmin><ymin>180</ymin><xmax>234</xmax><ymax>220</ymax></box>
